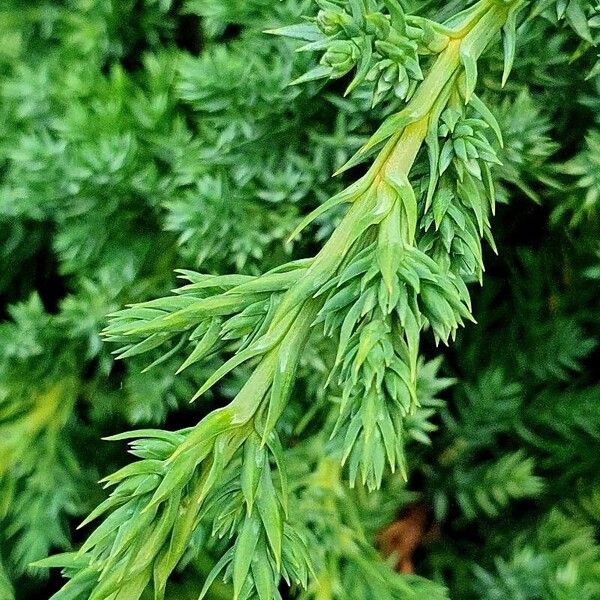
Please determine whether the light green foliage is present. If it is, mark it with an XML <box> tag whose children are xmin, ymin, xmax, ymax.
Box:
<box><xmin>0</xmin><ymin>296</ymin><xmax>94</xmax><ymax>572</ymax></box>
<box><xmin>1</xmin><ymin>0</ymin><xmax>599</xmax><ymax>599</ymax></box>
<box><xmin>278</xmin><ymin>0</ymin><xmax>425</xmax><ymax>105</ymax></box>
<box><xmin>473</xmin><ymin>510</ymin><xmax>600</xmax><ymax>599</ymax></box>
<box><xmin>0</xmin><ymin>558</ymin><xmax>14</xmax><ymax>600</ymax></box>
<box><xmin>455</xmin><ymin>450</ymin><xmax>543</xmax><ymax>519</ymax></box>
<box><xmin>553</xmin><ymin>130</ymin><xmax>600</xmax><ymax>225</ymax></box>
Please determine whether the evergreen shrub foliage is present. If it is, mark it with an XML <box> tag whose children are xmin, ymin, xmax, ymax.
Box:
<box><xmin>0</xmin><ymin>1</ymin><xmax>599</xmax><ymax>598</ymax></box>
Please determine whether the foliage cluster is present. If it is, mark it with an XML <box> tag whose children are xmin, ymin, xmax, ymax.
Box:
<box><xmin>0</xmin><ymin>1</ymin><xmax>598</xmax><ymax>599</ymax></box>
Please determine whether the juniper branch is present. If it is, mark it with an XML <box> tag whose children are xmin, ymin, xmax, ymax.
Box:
<box><xmin>42</xmin><ymin>1</ymin><xmax>530</xmax><ymax>598</ymax></box>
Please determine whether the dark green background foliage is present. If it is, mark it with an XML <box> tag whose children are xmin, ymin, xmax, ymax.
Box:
<box><xmin>0</xmin><ymin>1</ymin><xmax>598</xmax><ymax>599</ymax></box>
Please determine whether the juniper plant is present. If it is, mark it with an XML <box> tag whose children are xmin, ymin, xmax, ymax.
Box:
<box><xmin>0</xmin><ymin>0</ymin><xmax>593</xmax><ymax>599</ymax></box>
<box><xmin>36</xmin><ymin>1</ymin><xmax>542</xmax><ymax>598</ymax></box>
